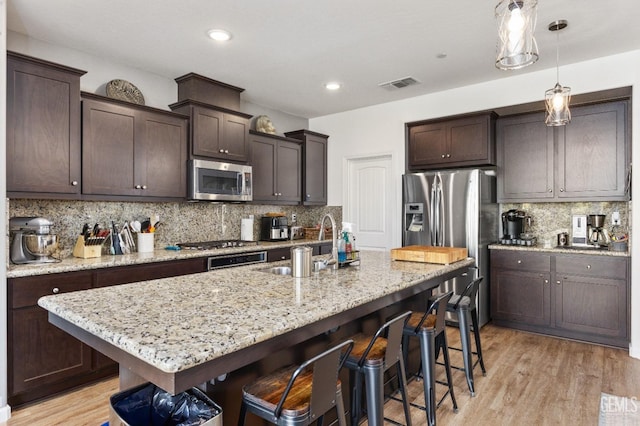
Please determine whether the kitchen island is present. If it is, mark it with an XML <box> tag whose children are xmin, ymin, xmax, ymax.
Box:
<box><xmin>38</xmin><ymin>251</ymin><xmax>474</xmax><ymax>420</ymax></box>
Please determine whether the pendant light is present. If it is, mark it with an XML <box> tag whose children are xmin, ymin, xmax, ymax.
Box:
<box><xmin>545</xmin><ymin>20</ymin><xmax>571</xmax><ymax>126</ymax></box>
<box><xmin>495</xmin><ymin>0</ymin><xmax>539</xmax><ymax>70</ymax></box>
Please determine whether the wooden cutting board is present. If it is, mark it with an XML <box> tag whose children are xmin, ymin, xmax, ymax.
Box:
<box><xmin>390</xmin><ymin>245</ymin><xmax>468</xmax><ymax>264</ymax></box>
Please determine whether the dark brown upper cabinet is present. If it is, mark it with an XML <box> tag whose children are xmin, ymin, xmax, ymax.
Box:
<box><xmin>406</xmin><ymin>112</ymin><xmax>496</xmax><ymax>171</ymax></box>
<box><xmin>6</xmin><ymin>52</ymin><xmax>86</xmax><ymax>199</ymax></box>
<box><xmin>250</xmin><ymin>131</ymin><xmax>302</xmax><ymax>204</ymax></box>
<box><xmin>285</xmin><ymin>129</ymin><xmax>329</xmax><ymax>205</ymax></box>
<box><xmin>82</xmin><ymin>93</ymin><xmax>188</xmax><ymax>200</ymax></box>
<box><xmin>170</xmin><ymin>100</ymin><xmax>251</xmax><ymax>163</ymax></box>
<box><xmin>497</xmin><ymin>100</ymin><xmax>630</xmax><ymax>202</ymax></box>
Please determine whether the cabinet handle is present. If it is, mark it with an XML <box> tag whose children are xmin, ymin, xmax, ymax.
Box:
<box><xmin>280</xmin><ymin>256</ymin><xmax>286</xmax><ymax>260</ymax></box>
<box><xmin>517</xmin><ymin>260</ymin><xmax>522</xmax><ymax>264</ymax></box>
<box><xmin>135</xmin><ymin>185</ymin><xmax>142</xmax><ymax>189</ymax></box>
<box><xmin>544</xmin><ymin>279</ymin><xmax>549</xmax><ymax>284</ymax></box>
<box><xmin>219</xmin><ymin>149</ymin><xmax>225</xmax><ymax>153</ymax></box>
<box><xmin>52</xmin><ymin>287</ymin><xmax>60</xmax><ymax>294</ymax></box>
<box><xmin>446</xmin><ymin>154</ymin><xmax>451</xmax><ymax>158</ymax></box>
<box><xmin>71</xmin><ymin>181</ymin><xmax>78</xmax><ymax>186</ymax></box>
<box><xmin>548</xmin><ymin>189</ymin><xmax>553</xmax><ymax>193</ymax></box>
<box><xmin>559</xmin><ymin>188</ymin><xmax>565</xmax><ymax>192</ymax></box>
<box><xmin>142</xmin><ymin>185</ymin><xmax>147</xmax><ymax>190</ymax></box>
<box><xmin>556</xmin><ymin>280</ymin><xmax>561</xmax><ymax>285</ymax></box>
<box><xmin>225</xmin><ymin>149</ymin><xmax>229</xmax><ymax>154</ymax></box>
<box><xmin>441</xmin><ymin>154</ymin><xmax>446</xmax><ymax>158</ymax></box>
<box><xmin>586</xmin><ymin>264</ymin><xmax>591</xmax><ymax>269</ymax></box>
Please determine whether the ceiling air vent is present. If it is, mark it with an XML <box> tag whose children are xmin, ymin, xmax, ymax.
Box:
<box><xmin>378</xmin><ymin>76</ymin><xmax>420</xmax><ymax>90</ymax></box>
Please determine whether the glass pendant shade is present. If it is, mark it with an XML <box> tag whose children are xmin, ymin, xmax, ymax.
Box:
<box><xmin>495</xmin><ymin>0</ymin><xmax>539</xmax><ymax>70</ymax></box>
<box><xmin>545</xmin><ymin>83</ymin><xmax>571</xmax><ymax>126</ymax></box>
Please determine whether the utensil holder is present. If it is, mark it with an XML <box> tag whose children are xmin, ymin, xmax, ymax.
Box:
<box><xmin>72</xmin><ymin>236</ymin><xmax>102</xmax><ymax>259</ymax></box>
<box><xmin>137</xmin><ymin>233</ymin><xmax>155</xmax><ymax>253</ymax></box>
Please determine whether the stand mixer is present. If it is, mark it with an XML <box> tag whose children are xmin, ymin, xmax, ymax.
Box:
<box><xmin>10</xmin><ymin>217</ymin><xmax>60</xmax><ymax>264</ymax></box>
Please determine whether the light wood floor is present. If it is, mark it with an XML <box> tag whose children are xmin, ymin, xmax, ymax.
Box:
<box><xmin>2</xmin><ymin>324</ymin><xmax>640</xmax><ymax>426</ymax></box>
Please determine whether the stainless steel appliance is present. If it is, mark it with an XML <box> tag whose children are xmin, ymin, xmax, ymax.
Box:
<box><xmin>260</xmin><ymin>216</ymin><xmax>289</xmax><ymax>241</ymax></box>
<box><xmin>572</xmin><ymin>214</ymin><xmax>589</xmax><ymax>246</ymax></box>
<box><xmin>175</xmin><ymin>239</ymin><xmax>266</xmax><ymax>270</ymax></box>
<box><xmin>188</xmin><ymin>159</ymin><xmax>252</xmax><ymax>202</ymax></box>
<box><xmin>587</xmin><ymin>214</ymin><xmax>609</xmax><ymax>247</ymax></box>
<box><xmin>177</xmin><ymin>240</ymin><xmax>258</xmax><ymax>250</ymax></box>
<box><xmin>403</xmin><ymin>169</ymin><xmax>498</xmax><ymax>326</ymax></box>
<box><xmin>10</xmin><ymin>217</ymin><xmax>60</xmax><ymax>264</ymax></box>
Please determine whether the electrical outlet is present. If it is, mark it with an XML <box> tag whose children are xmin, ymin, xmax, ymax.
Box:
<box><xmin>291</xmin><ymin>213</ymin><xmax>297</xmax><ymax>223</ymax></box>
<box><xmin>612</xmin><ymin>211</ymin><xmax>620</xmax><ymax>225</ymax></box>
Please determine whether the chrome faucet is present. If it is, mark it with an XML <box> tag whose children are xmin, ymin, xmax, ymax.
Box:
<box><xmin>318</xmin><ymin>213</ymin><xmax>338</xmax><ymax>271</ymax></box>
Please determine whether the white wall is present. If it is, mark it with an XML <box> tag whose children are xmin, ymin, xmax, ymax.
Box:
<box><xmin>311</xmin><ymin>50</ymin><xmax>640</xmax><ymax>358</ymax></box>
<box><xmin>0</xmin><ymin>1</ymin><xmax>9</xmax><ymax>421</ymax></box>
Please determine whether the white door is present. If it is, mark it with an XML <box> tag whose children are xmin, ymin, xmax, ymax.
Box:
<box><xmin>344</xmin><ymin>155</ymin><xmax>394</xmax><ymax>251</ymax></box>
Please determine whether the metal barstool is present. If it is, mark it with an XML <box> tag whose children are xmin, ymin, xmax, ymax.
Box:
<box><xmin>343</xmin><ymin>311</ymin><xmax>413</xmax><ymax>426</ymax></box>
<box><xmin>439</xmin><ymin>276</ymin><xmax>487</xmax><ymax>396</ymax></box>
<box><xmin>238</xmin><ymin>339</ymin><xmax>354</xmax><ymax>426</ymax></box>
<box><xmin>401</xmin><ymin>291</ymin><xmax>457</xmax><ymax>426</ymax></box>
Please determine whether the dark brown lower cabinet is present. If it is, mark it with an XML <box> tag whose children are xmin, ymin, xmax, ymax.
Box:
<box><xmin>490</xmin><ymin>249</ymin><xmax>629</xmax><ymax>348</ymax></box>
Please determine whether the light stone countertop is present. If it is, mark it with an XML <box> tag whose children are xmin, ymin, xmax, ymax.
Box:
<box><xmin>38</xmin><ymin>251</ymin><xmax>474</xmax><ymax>375</ymax></box>
<box><xmin>488</xmin><ymin>243</ymin><xmax>630</xmax><ymax>257</ymax></box>
<box><xmin>7</xmin><ymin>239</ymin><xmax>328</xmax><ymax>278</ymax></box>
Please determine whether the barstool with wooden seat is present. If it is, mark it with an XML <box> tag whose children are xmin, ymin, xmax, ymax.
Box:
<box><xmin>238</xmin><ymin>339</ymin><xmax>354</xmax><ymax>426</ymax></box>
<box><xmin>438</xmin><ymin>275</ymin><xmax>487</xmax><ymax>396</ymax></box>
<box><xmin>343</xmin><ymin>311</ymin><xmax>413</xmax><ymax>426</ymax></box>
<box><xmin>402</xmin><ymin>291</ymin><xmax>456</xmax><ymax>426</ymax></box>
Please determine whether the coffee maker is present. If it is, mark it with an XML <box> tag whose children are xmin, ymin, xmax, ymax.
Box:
<box><xmin>260</xmin><ymin>215</ymin><xmax>289</xmax><ymax>241</ymax></box>
<box><xmin>587</xmin><ymin>214</ymin><xmax>609</xmax><ymax>247</ymax></box>
<box><xmin>10</xmin><ymin>217</ymin><xmax>60</xmax><ymax>264</ymax></box>
<box><xmin>500</xmin><ymin>209</ymin><xmax>533</xmax><ymax>245</ymax></box>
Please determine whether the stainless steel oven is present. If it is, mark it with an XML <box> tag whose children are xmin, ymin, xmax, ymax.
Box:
<box><xmin>189</xmin><ymin>159</ymin><xmax>252</xmax><ymax>201</ymax></box>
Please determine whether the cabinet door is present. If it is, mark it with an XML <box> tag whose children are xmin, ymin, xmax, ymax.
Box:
<box><xmin>82</xmin><ymin>99</ymin><xmax>138</xmax><ymax>196</ymax></box>
<box><xmin>448</xmin><ymin>115</ymin><xmax>492</xmax><ymax>164</ymax></box>
<box><xmin>10</xmin><ymin>307</ymin><xmax>93</xmax><ymax>395</ymax></box>
<box><xmin>251</xmin><ymin>136</ymin><xmax>278</xmax><ymax>202</ymax></box>
<box><xmin>554</xmin><ymin>275</ymin><xmax>627</xmax><ymax>339</ymax></box>
<box><xmin>303</xmin><ymin>135</ymin><xmax>328</xmax><ymax>205</ymax></box>
<box><xmin>497</xmin><ymin>112</ymin><xmax>555</xmax><ymax>202</ymax></box>
<box><xmin>557</xmin><ymin>101</ymin><xmax>628</xmax><ymax>200</ymax></box>
<box><xmin>276</xmin><ymin>141</ymin><xmax>302</xmax><ymax>203</ymax></box>
<box><xmin>192</xmin><ymin>106</ymin><xmax>224</xmax><ymax>158</ymax></box>
<box><xmin>491</xmin><ymin>268</ymin><xmax>551</xmax><ymax>326</ymax></box>
<box><xmin>136</xmin><ymin>111</ymin><xmax>188</xmax><ymax>198</ymax></box>
<box><xmin>222</xmin><ymin>113</ymin><xmax>250</xmax><ymax>163</ymax></box>
<box><xmin>407</xmin><ymin>122</ymin><xmax>448</xmax><ymax>168</ymax></box>
<box><xmin>7</xmin><ymin>55</ymin><xmax>82</xmax><ymax>196</ymax></box>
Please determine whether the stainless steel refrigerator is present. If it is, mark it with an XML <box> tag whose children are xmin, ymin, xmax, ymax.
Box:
<box><xmin>402</xmin><ymin>169</ymin><xmax>498</xmax><ymax>326</ymax></box>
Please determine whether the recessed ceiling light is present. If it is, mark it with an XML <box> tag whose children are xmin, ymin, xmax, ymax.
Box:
<box><xmin>325</xmin><ymin>82</ymin><xmax>341</xmax><ymax>91</ymax></box>
<box><xmin>207</xmin><ymin>29</ymin><xmax>232</xmax><ymax>42</ymax></box>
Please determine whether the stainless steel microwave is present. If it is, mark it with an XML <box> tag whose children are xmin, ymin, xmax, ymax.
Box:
<box><xmin>188</xmin><ymin>159</ymin><xmax>252</xmax><ymax>201</ymax></box>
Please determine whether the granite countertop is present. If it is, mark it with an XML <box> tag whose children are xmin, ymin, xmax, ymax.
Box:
<box><xmin>38</xmin><ymin>251</ymin><xmax>474</xmax><ymax>375</ymax></box>
<box><xmin>488</xmin><ymin>243</ymin><xmax>630</xmax><ymax>257</ymax></box>
<box><xmin>7</xmin><ymin>239</ymin><xmax>329</xmax><ymax>278</ymax></box>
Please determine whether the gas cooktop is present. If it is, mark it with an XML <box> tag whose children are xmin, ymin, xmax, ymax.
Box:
<box><xmin>177</xmin><ymin>240</ymin><xmax>258</xmax><ymax>250</ymax></box>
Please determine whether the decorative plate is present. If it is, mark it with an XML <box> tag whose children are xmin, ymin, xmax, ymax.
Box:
<box><xmin>105</xmin><ymin>79</ymin><xmax>145</xmax><ymax>105</ymax></box>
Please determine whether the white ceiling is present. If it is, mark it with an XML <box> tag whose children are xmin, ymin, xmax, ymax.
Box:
<box><xmin>7</xmin><ymin>0</ymin><xmax>640</xmax><ymax>118</ymax></box>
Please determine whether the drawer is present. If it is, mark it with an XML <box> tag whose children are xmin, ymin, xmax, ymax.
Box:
<box><xmin>555</xmin><ymin>254</ymin><xmax>627</xmax><ymax>280</ymax></box>
<box><xmin>9</xmin><ymin>271</ymin><xmax>93</xmax><ymax>309</ymax></box>
<box><xmin>491</xmin><ymin>250</ymin><xmax>550</xmax><ymax>272</ymax></box>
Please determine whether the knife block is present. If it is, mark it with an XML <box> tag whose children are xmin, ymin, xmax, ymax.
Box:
<box><xmin>72</xmin><ymin>236</ymin><xmax>103</xmax><ymax>259</ymax></box>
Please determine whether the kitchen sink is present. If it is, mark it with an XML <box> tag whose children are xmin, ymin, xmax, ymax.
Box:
<box><xmin>257</xmin><ymin>266</ymin><xmax>292</xmax><ymax>275</ymax></box>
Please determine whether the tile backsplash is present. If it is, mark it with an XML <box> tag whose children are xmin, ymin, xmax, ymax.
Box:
<box><xmin>8</xmin><ymin>199</ymin><xmax>342</xmax><ymax>259</ymax></box>
<box><xmin>501</xmin><ymin>201</ymin><xmax>631</xmax><ymax>247</ymax></box>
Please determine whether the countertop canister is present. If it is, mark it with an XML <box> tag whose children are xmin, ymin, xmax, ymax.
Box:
<box><xmin>291</xmin><ymin>246</ymin><xmax>312</xmax><ymax>278</ymax></box>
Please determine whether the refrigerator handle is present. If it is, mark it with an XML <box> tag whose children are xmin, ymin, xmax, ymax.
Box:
<box><xmin>429</xmin><ymin>181</ymin><xmax>438</xmax><ymax>246</ymax></box>
<box><xmin>437</xmin><ymin>177</ymin><xmax>444</xmax><ymax>246</ymax></box>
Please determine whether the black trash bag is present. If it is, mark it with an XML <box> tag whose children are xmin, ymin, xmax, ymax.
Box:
<box><xmin>112</xmin><ymin>383</ymin><xmax>220</xmax><ymax>426</ymax></box>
